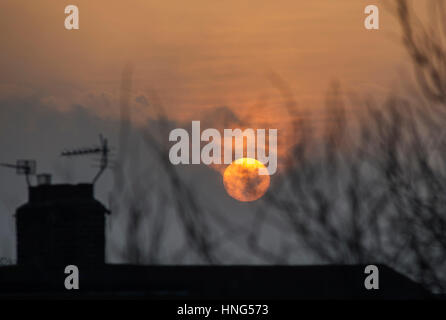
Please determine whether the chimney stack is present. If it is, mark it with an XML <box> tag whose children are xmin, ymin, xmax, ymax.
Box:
<box><xmin>16</xmin><ymin>183</ymin><xmax>108</xmax><ymax>266</ymax></box>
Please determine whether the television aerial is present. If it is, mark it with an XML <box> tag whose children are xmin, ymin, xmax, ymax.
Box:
<box><xmin>61</xmin><ymin>134</ymin><xmax>112</xmax><ymax>184</ymax></box>
<box><xmin>0</xmin><ymin>159</ymin><xmax>37</xmax><ymax>187</ymax></box>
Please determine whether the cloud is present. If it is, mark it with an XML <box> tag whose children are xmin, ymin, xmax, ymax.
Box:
<box><xmin>135</xmin><ymin>95</ymin><xmax>149</xmax><ymax>106</ymax></box>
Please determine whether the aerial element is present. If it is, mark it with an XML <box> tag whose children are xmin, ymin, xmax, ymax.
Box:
<box><xmin>61</xmin><ymin>134</ymin><xmax>111</xmax><ymax>184</ymax></box>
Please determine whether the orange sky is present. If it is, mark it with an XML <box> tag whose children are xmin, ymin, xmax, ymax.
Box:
<box><xmin>1</xmin><ymin>0</ymin><xmax>411</xmax><ymax>124</ymax></box>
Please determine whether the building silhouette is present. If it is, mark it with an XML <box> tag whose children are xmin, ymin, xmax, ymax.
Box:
<box><xmin>0</xmin><ymin>180</ymin><xmax>437</xmax><ymax>299</ymax></box>
<box><xmin>16</xmin><ymin>183</ymin><xmax>108</xmax><ymax>266</ymax></box>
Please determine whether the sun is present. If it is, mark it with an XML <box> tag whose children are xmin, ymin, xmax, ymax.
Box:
<box><xmin>223</xmin><ymin>158</ymin><xmax>270</xmax><ymax>202</ymax></box>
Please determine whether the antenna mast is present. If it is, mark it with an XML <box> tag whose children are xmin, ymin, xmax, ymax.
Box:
<box><xmin>0</xmin><ymin>160</ymin><xmax>36</xmax><ymax>187</ymax></box>
<box><xmin>61</xmin><ymin>135</ymin><xmax>111</xmax><ymax>184</ymax></box>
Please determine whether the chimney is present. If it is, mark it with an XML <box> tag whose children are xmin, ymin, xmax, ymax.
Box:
<box><xmin>16</xmin><ymin>183</ymin><xmax>108</xmax><ymax>266</ymax></box>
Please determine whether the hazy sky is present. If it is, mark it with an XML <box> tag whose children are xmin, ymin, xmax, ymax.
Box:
<box><xmin>0</xmin><ymin>0</ymin><xmax>422</xmax><ymax>261</ymax></box>
<box><xmin>1</xmin><ymin>0</ymin><xmax>408</xmax><ymax>124</ymax></box>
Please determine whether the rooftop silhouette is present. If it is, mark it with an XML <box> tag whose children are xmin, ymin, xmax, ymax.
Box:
<box><xmin>16</xmin><ymin>183</ymin><xmax>108</xmax><ymax>267</ymax></box>
<box><xmin>0</xmin><ymin>182</ymin><xmax>433</xmax><ymax>299</ymax></box>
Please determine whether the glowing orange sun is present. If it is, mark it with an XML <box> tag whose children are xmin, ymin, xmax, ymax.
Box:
<box><xmin>223</xmin><ymin>158</ymin><xmax>270</xmax><ymax>202</ymax></box>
